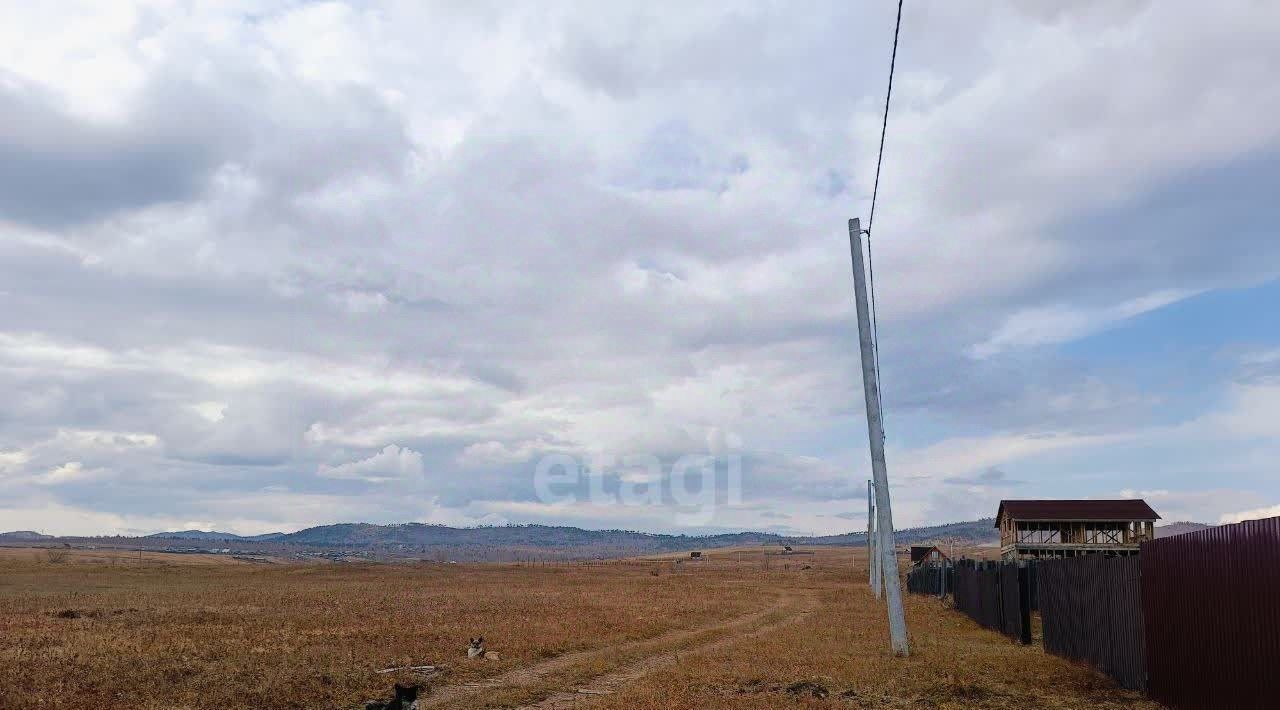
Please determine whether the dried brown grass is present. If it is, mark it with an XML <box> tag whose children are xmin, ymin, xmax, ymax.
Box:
<box><xmin>590</xmin><ymin>550</ymin><xmax>1161</xmax><ymax>709</ymax></box>
<box><xmin>0</xmin><ymin>547</ymin><xmax>1163</xmax><ymax>709</ymax></box>
<box><xmin>0</xmin><ymin>553</ymin><xmax>768</xmax><ymax>708</ymax></box>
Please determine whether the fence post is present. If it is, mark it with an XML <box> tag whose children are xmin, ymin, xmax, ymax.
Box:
<box><xmin>1018</xmin><ymin>563</ymin><xmax>1032</xmax><ymax>644</ymax></box>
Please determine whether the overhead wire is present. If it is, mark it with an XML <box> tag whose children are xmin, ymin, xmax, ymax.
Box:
<box><xmin>863</xmin><ymin>0</ymin><xmax>904</xmax><ymax>440</ymax></box>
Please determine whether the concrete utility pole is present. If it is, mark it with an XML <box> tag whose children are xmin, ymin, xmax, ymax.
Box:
<box><xmin>847</xmin><ymin>218</ymin><xmax>909</xmax><ymax>656</ymax></box>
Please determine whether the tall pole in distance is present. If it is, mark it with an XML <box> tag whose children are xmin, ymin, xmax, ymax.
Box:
<box><xmin>869</xmin><ymin>479</ymin><xmax>882</xmax><ymax>598</ymax></box>
<box><xmin>867</xmin><ymin>479</ymin><xmax>875</xmax><ymax>588</ymax></box>
<box><xmin>847</xmin><ymin>218</ymin><xmax>909</xmax><ymax>656</ymax></box>
<box><xmin>874</xmin><ymin>508</ymin><xmax>883</xmax><ymax>599</ymax></box>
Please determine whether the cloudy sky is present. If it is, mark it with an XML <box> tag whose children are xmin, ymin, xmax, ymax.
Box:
<box><xmin>2</xmin><ymin>1</ymin><xmax>1278</xmax><ymax>537</ymax></box>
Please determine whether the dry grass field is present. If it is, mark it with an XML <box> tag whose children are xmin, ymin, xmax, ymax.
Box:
<box><xmin>0</xmin><ymin>546</ymin><xmax>1161</xmax><ymax>709</ymax></box>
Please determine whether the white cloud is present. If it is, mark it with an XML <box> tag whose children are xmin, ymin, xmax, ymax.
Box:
<box><xmin>0</xmin><ymin>448</ymin><xmax>31</xmax><ymax>473</ymax></box>
<box><xmin>189</xmin><ymin>402</ymin><xmax>227</xmax><ymax>423</ymax></box>
<box><xmin>969</xmin><ymin>290</ymin><xmax>1195</xmax><ymax>358</ymax></box>
<box><xmin>894</xmin><ymin>431</ymin><xmax>1125</xmax><ymax>481</ymax></box>
<box><xmin>51</xmin><ymin>429</ymin><xmax>158</xmax><ymax>450</ymax></box>
<box><xmin>0</xmin><ymin>332</ymin><xmax>489</xmax><ymax>399</ymax></box>
<box><xmin>0</xmin><ymin>501</ymin><xmax>196</xmax><ymax>538</ymax></box>
<box><xmin>417</xmin><ymin>497</ymin><xmax>509</xmax><ymax>528</ymax></box>
<box><xmin>1220</xmin><ymin>505</ymin><xmax>1280</xmax><ymax>524</ymax></box>
<box><xmin>1118</xmin><ymin>488</ymin><xmax>1264</xmax><ymax>525</ymax></box>
<box><xmin>330</xmin><ymin>289</ymin><xmax>389</xmax><ymax>314</ymax></box>
<box><xmin>38</xmin><ymin>461</ymin><xmax>86</xmax><ymax>484</ymax></box>
<box><xmin>1198</xmin><ymin>383</ymin><xmax>1280</xmax><ymax>439</ymax></box>
<box><xmin>457</xmin><ymin>441</ymin><xmax>539</xmax><ymax>468</ymax></box>
<box><xmin>317</xmin><ymin>444</ymin><xmax>425</xmax><ymax>483</ymax></box>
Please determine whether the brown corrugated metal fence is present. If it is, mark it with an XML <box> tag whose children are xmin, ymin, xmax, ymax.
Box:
<box><xmin>1038</xmin><ymin>555</ymin><xmax>1145</xmax><ymax>691</ymax></box>
<box><xmin>925</xmin><ymin>516</ymin><xmax>1278</xmax><ymax>707</ymax></box>
<box><xmin>950</xmin><ymin>560</ymin><xmax>1031</xmax><ymax>644</ymax></box>
<box><xmin>906</xmin><ymin>564</ymin><xmax>946</xmax><ymax>595</ymax></box>
<box><xmin>1142</xmin><ymin>516</ymin><xmax>1280</xmax><ymax>710</ymax></box>
<box><xmin>999</xmin><ymin>563</ymin><xmax>1032</xmax><ymax>644</ymax></box>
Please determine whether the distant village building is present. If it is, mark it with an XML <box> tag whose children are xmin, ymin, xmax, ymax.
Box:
<box><xmin>996</xmin><ymin>499</ymin><xmax>1160</xmax><ymax>561</ymax></box>
<box><xmin>909</xmin><ymin>545</ymin><xmax>948</xmax><ymax>567</ymax></box>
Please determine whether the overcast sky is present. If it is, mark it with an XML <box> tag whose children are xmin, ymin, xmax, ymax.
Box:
<box><xmin>2</xmin><ymin>1</ymin><xmax>1279</xmax><ymax>537</ymax></box>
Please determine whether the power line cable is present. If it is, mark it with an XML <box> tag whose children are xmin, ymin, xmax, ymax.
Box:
<box><xmin>868</xmin><ymin>0</ymin><xmax>903</xmax><ymax>233</ymax></box>
<box><xmin>863</xmin><ymin>0</ymin><xmax>903</xmax><ymax>439</ymax></box>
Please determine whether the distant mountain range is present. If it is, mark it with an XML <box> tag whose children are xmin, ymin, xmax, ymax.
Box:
<box><xmin>1155</xmin><ymin>521</ymin><xmax>1211</xmax><ymax>538</ymax></box>
<box><xmin>4</xmin><ymin>518</ymin><xmax>1213</xmax><ymax>556</ymax></box>
<box><xmin>800</xmin><ymin>518</ymin><xmax>1001</xmax><ymax>547</ymax></box>
<box><xmin>136</xmin><ymin>517</ymin><xmax>1003</xmax><ymax>551</ymax></box>
<box><xmin>0</xmin><ymin>530</ymin><xmax>55</xmax><ymax>541</ymax></box>
<box><xmin>144</xmin><ymin>530</ymin><xmax>286</xmax><ymax>542</ymax></box>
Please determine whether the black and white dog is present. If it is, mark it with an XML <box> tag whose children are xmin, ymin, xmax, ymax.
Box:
<box><xmin>467</xmin><ymin>636</ymin><xmax>500</xmax><ymax>660</ymax></box>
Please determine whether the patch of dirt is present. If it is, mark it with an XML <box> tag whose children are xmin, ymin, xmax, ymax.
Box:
<box><xmin>922</xmin><ymin>679</ymin><xmax>995</xmax><ymax>700</ymax></box>
<box><xmin>511</xmin><ymin>591</ymin><xmax>819</xmax><ymax>709</ymax></box>
<box><xmin>838</xmin><ymin>689</ymin><xmax>937</xmax><ymax>709</ymax></box>
<box><xmin>420</xmin><ymin>589</ymin><xmax>817</xmax><ymax>709</ymax></box>
<box><xmin>786</xmin><ymin>680</ymin><xmax>830</xmax><ymax>699</ymax></box>
<box><xmin>736</xmin><ymin>678</ymin><xmax>782</xmax><ymax>694</ymax></box>
<box><xmin>48</xmin><ymin>609</ymin><xmax>107</xmax><ymax>619</ymax></box>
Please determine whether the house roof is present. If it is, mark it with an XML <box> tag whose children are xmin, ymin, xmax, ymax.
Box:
<box><xmin>910</xmin><ymin>545</ymin><xmax>945</xmax><ymax>563</ymax></box>
<box><xmin>994</xmin><ymin>499</ymin><xmax>1160</xmax><ymax>527</ymax></box>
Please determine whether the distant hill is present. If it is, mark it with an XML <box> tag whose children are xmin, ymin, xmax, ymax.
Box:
<box><xmin>887</xmin><ymin>518</ymin><xmax>998</xmax><ymax>546</ymax></box>
<box><xmin>247</xmin><ymin>532</ymin><xmax>286</xmax><ymax>541</ymax></box>
<box><xmin>118</xmin><ymin>518</ymin><xmax>1202</xmax><ymax>557</ymax></box>
<box><xmin>274</xmin><ymin>522</ymin><xmax>783</xmax><ymax>552</ymax></box>
<box><xmin>146</xmin><ymin>530</ymin><xmax>285</xmax><ymax>542</ymax></box>
<box><xmin>0</xmin><ymin>530</ymin><xmax>54</xmax><ymax>541</ymax></box>
<box><xmin>1155</xmin><ymin>521</ymin><xmax>1211</xmax><ymax>538</ymax></box>
<box><xmin>21</xmin><ymin>518</ymin><xmax>1002</xmax><ymax>559</ymax></box>
<box><xmin>789</xmin><ymin>518</ymin><xmax>998</xmax><ymax>547</ymax></box>
<box><xmin>263</xmin><ymin>518</ymin><xmax>1000</xmax><ymax>551</ymax></box>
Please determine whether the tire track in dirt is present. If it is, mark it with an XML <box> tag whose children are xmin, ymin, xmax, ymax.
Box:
<box><xmin>421</xmin><ymin>588</ymin><xmax>818</xmax><ymax>709</ymax></box>
<box><xmin>517</xmin><ymin>589</ymin><xmax>819</xmax><ymax>709</ymax></box>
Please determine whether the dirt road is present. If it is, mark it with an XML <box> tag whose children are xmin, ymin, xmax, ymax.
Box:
<box><xmin>423</xmin><ymin>588</ymin><xmax>819</xmax><ymax>708</ymax></box>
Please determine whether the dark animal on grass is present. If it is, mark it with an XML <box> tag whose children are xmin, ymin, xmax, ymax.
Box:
<box><xmin>364</xmin><ymin>683</ymin><xmax>419</xmax><ymax>710</ymax></box>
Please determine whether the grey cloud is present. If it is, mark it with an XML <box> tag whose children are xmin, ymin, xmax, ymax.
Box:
<box><xmin>0</xmin><ymin>46</ymin><xmax>413</xmax><ymax>230</ymax></box>
<box><xmin>0</xmin><ymin>79</ymin><xmax>223</xmax><ymax>227</ymax></box>
<box><xmin>944</xmin><ymin>467</ymin><xmax>1024</xmax><ymax>487</ymax></box>
<box><xmin>1050</xmin><ymin>152</ymin><xmax>1280</xmax><ymax>297</ymax></box>
<box><xmin>159</xmin><ymin>390</ymin><xmax>322</xmax><ymax>468</ymax></box>
<box><xmin>922</xmin><ymin>491</ymin><xmax>1005</xmax><ymax>527</ymax></box>
<box><xmin>1237</xmin><ymin>354</ymin><xmax>1280</xmax><ymax>386</ymax></box>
